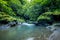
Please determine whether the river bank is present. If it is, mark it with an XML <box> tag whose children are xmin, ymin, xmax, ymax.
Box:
<box><xmin>0</xmin><ymin>20</ymin><xmax>51</xmax><ymax>30</ymax></box>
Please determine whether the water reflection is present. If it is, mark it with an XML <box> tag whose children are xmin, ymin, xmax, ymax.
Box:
<box><xmin>26</xmin><ymin>37</ymin><xmax>34</xmax><ymax>40</ymax></box>
<box><xmin>0</xmin><ymin>24</ymin><xmax>51</xmax><ymax>40</ymax></box>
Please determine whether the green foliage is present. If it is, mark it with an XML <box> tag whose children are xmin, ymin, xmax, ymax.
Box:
<box><xmin>0</xmin><ymin>12</ymin><xmax>25</xmax><ymax>22</ymax></box>
<box><xmin>53</xmin><ymin>9</ymin><xmax>60</xmax><ymax>15</ymax></box>
<box><xmin>37</xmin><ymin>10</ymin><xmax>60</xmax><ymax>23</ymax></box>
<box><xmin>37</xmin><ymin>12</ymin><xmax>52</xmax><ymax>21</ymax></box>
<box><xmin>0</xmin><ymin>0</ymin><xmax>60</xmax><ymax>23</ymax></box>
<box><xmin>0</xmin><ymin>0</ymin><xmax>16</xmax><ymax>16</ymax></box>
<box><xmin>0</xmin><ymin>0</ymin><xmax>25</xmax><ymax>22</ymax></box>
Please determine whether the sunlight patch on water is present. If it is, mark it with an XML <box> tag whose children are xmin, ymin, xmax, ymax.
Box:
<box><xmin>26</xmin><ymin>37</ymin><xmax>34</xmax><ymax>40</ymax></box>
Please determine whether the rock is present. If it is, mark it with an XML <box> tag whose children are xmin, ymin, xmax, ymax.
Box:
<box><xmin>47</xmin><ymin>23</ymin><xmax>60</xmax><ymax>40</ymax></box>
<box><xmin>46</xmin><ymin>23</ymin><xmax>60</xmax><ymax>31</ymax></box>
<box><xmin>0</xmin><ymin>19</ymin><xmax>9</xmax><ymax>24</ymax></box>
<box><xmin>0</xmin><ymin>24</ymin><xmax>10</xmax><ymax>30</ymax></box>
<box><xmin>8</xmin><ymin>20</ymin><xmax>18</xmax><ymax>27</ymax></box>
<box><xmin>48</xmin><ymin>29</ymin><xmax>60</xmax><ymax>40</ymax></box>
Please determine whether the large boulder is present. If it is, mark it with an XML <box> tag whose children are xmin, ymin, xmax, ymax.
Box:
<box><xmin>47</xmin><ymin>23</ymin><xmax>60</xmax><ymax>40</ymax></box>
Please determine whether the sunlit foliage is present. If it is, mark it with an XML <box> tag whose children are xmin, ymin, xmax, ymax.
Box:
<box><xmin>0</xmin><ymin>0</ymin><xmax>60</xmax><ymax>23</ymax></box>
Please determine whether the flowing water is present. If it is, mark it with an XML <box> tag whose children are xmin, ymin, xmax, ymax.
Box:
<box><xmin>0</xmin><ymin>23</ymin><xmax>52</xmax><ymax>40</ymax></box>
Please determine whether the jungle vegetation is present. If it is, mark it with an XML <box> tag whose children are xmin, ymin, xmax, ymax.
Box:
<box><xmin>0</xmin><ymin>0</ymin><xmax>60</xmax><ymax>24</ymax></box>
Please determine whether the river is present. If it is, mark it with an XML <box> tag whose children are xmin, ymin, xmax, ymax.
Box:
<box><xmin>0</xmin><ymin>23</ymin><xmax>52</xmax><ymax>40</ymax></box>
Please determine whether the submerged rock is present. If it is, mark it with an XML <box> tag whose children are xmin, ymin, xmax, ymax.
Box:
<box><xmin>0</xmin><ymin>20</ymin><xmax>18</xmax><ymax>30</ymax></box>
<box><xmin>0</xmin><ymin>24</ymin><xmax>10</xmax><ymax>30</ymax></box>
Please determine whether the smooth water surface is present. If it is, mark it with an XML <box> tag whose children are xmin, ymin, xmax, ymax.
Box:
<box><xmin>0</xmin><ymin>23</ymin><xmax>51</xmax><ymax>40</ymax></box>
